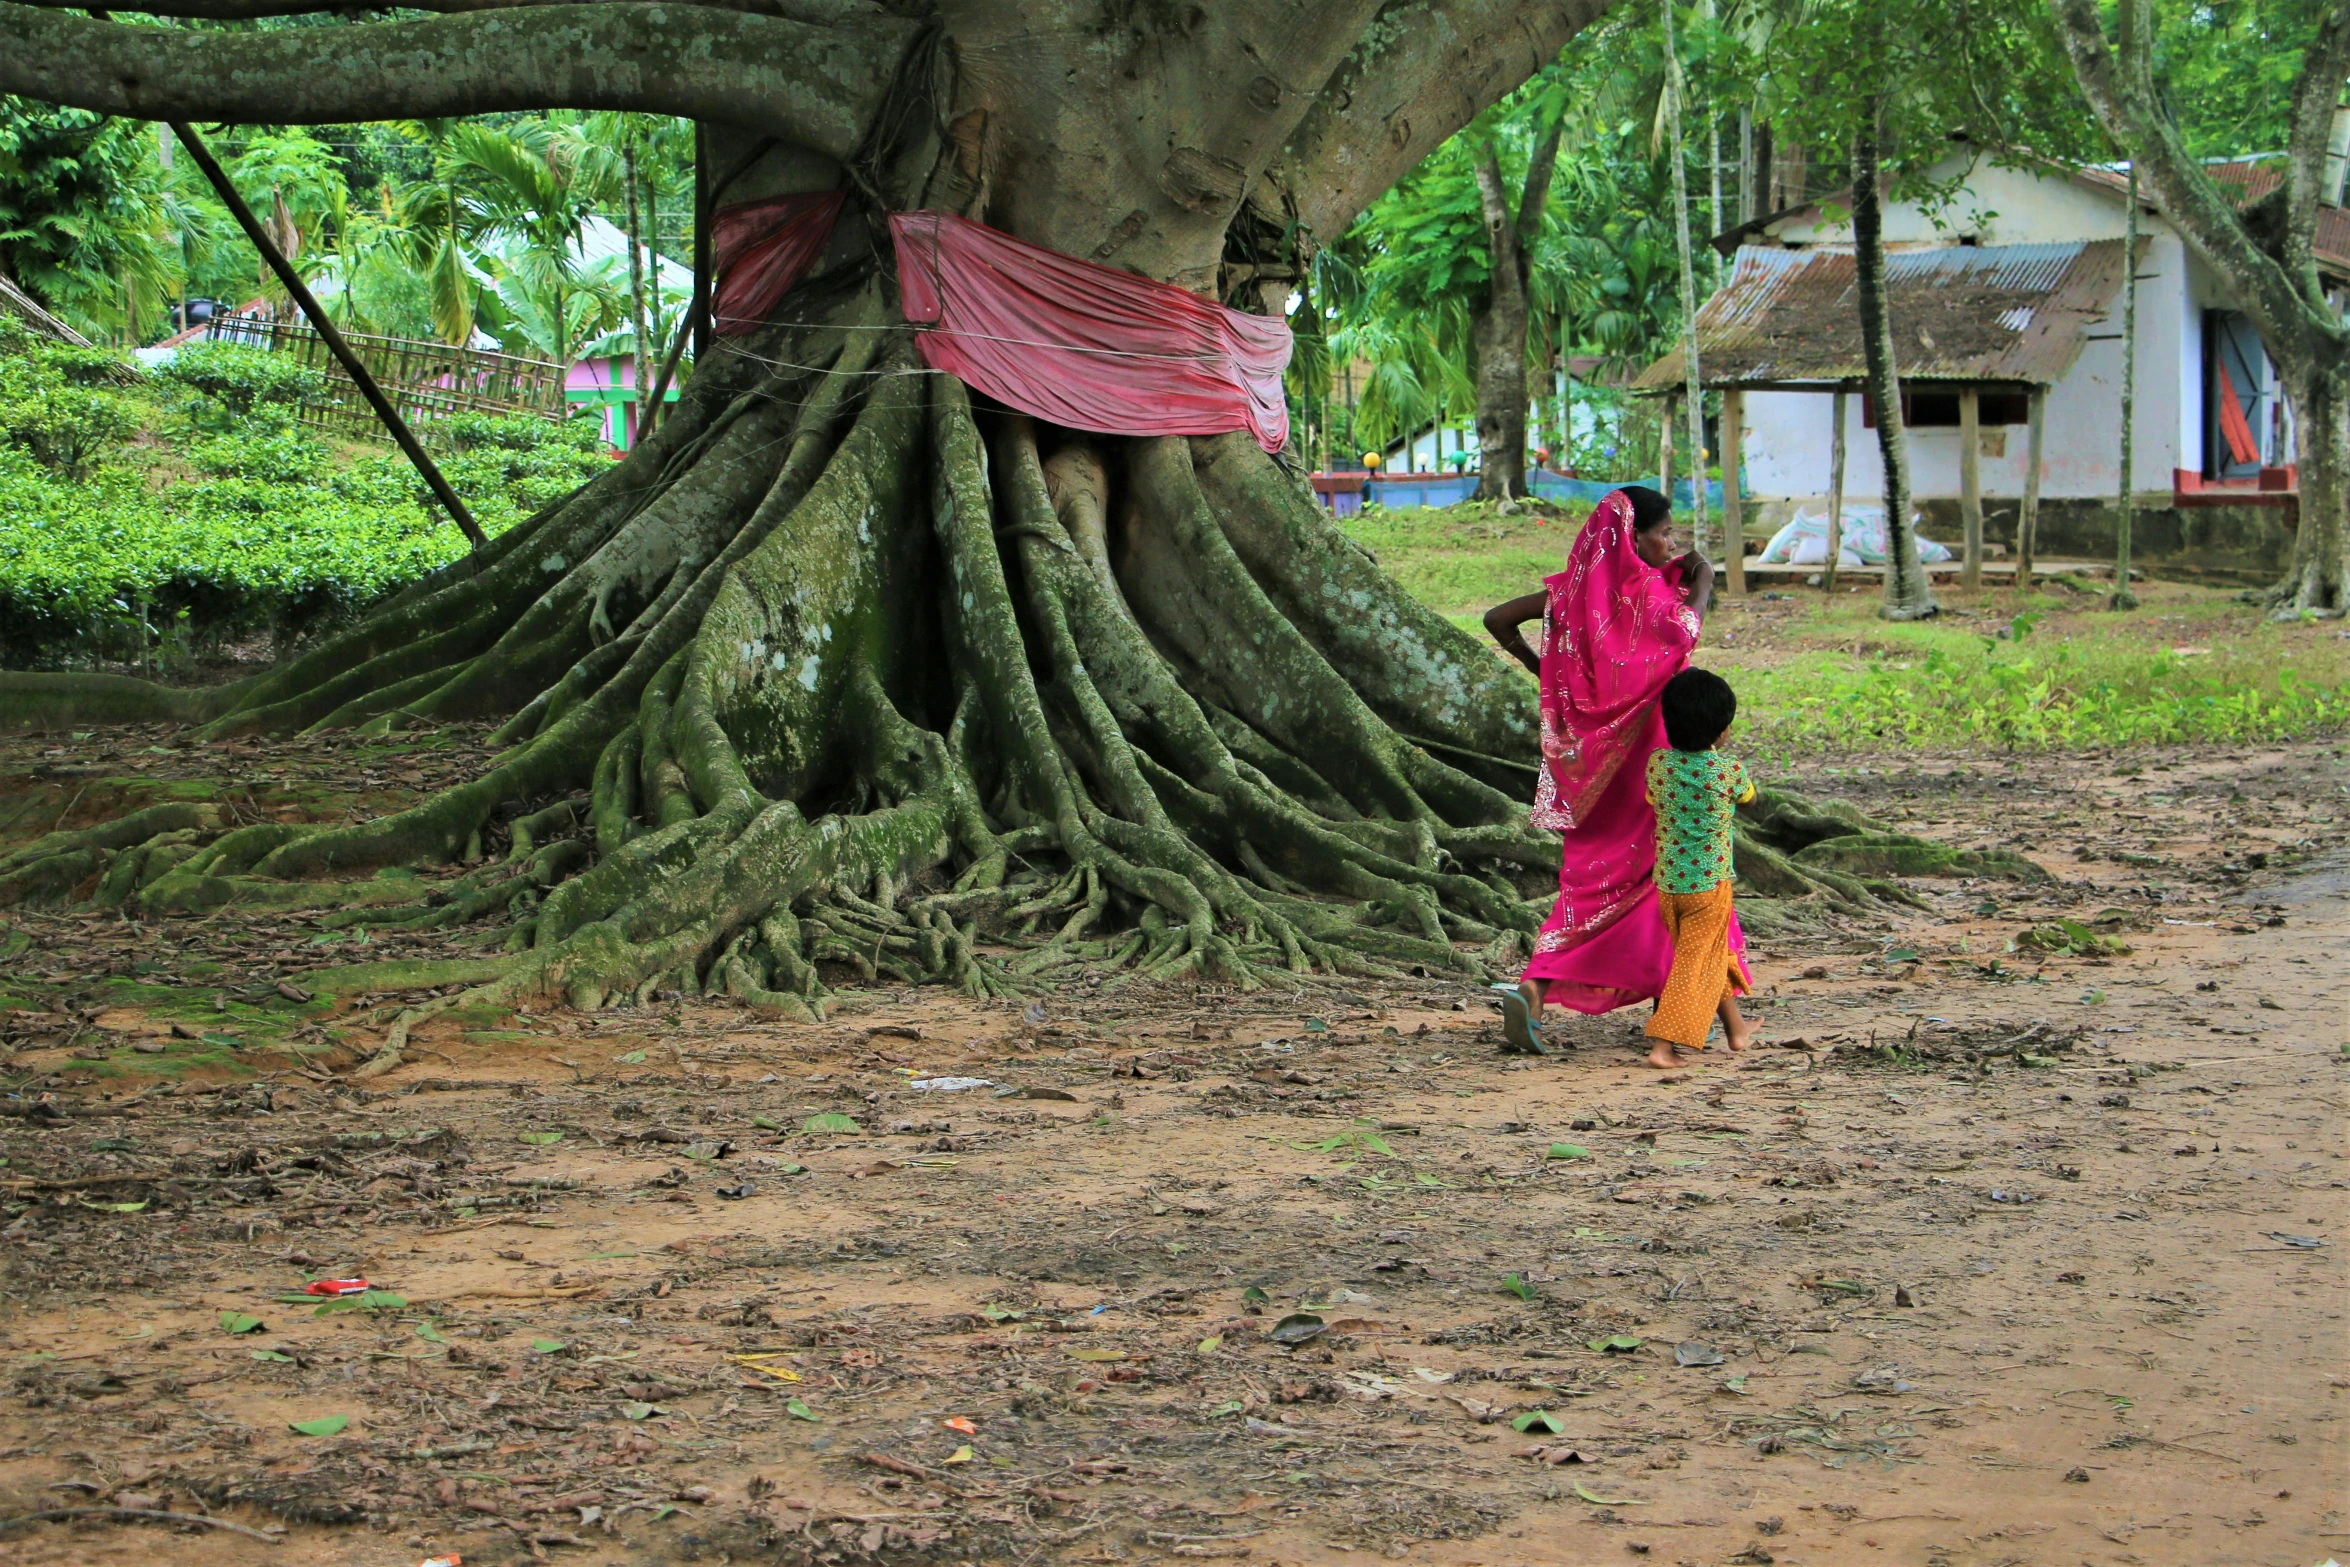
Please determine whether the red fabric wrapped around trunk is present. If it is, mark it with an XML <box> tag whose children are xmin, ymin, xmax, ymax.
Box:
<box><xmin>889</xmin><ymin>210</ymin><xmax>1292</xmax><ymax>452</ymax></box>
<box><xmin>710</xmin><ymin>191</ymin><xmax>845</xmax><ymax>338</ymax></box>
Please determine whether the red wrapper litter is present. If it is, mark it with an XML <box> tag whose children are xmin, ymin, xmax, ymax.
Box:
<box><xmin>305</xmin><ymin>1279</ymin><xmax>370</xmax><ymax>1297</ymax></box>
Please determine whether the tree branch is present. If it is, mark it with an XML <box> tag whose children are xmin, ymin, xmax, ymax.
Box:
<box><xmin>2045</xmin><ymin>0</ymin><xmax>2330</xmax><ymax>354</ymax></box>
<box><xmin>2280</xmin><ymin>0</ymin><xmax>2350</xmax><ymax>299</ymax></box>
<box><xmin>1274</xmin><ymin>0</ymin><xmax>1617</xmax><ymax>245</ymax></box>
<box><xmin>0</xmin><ymin>3</ymin><xmax>917</xmax><ymax>160</ymax></box>
<box><xmin>1515</xmin><ymin>103</ymin><xmax>1567</xmax><ymax>253</ymax></box>
<box><xmin>1474</xmin><ymin>144</ymin><xmax>1518</xmax><ymax>282</ymax></box>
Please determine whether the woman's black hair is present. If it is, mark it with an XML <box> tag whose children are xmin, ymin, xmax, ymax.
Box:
<box><xmin>1660</xmin><ymin>667</ymin><xmax>1737</xmax><ymax>751</ymax></box>
<box><xmin>1619</xmin><ymin>485</ymin><xmax>1673</xmax><ymax>533</ymax></box>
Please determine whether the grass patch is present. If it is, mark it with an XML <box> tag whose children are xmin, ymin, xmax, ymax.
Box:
<box><xmin>1346</xmin><ymin>498</ymin><xmax>2350</xmax><ymax>751</ymax></box>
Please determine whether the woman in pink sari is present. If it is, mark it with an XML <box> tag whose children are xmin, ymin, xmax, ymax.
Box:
<box><xmin>1481</xmin><ymin>486</ymin><xmax>1739</xmax><ymax>1054</ymax></box>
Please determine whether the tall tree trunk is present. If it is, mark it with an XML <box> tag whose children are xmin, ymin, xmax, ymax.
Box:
<box><xmin>1661</xmin><ymin>0</ymin><xmax>1709</xmax><ymax>554</ymax></box>
<box><xmin>1471</xmin><ymin>150</ymin><xmax>1532</xmax><ymax>501</ymax></box>
<box><xmin>1853</xmin><ymin>103</ymin><xmax>1936</xmax><ymax>620</ymax></box>
<box><xmin>1471</xmin><ymin>109</ymin><xmax>1566</xmax><ymax>503</ymax></box>
<box><xmin>624</xmin><ymin>134</ymin><xmax>651</xmax><ymax>428</ymax></box>
<box><xmin>2110</xmin><ymin>161</ymin><xmax>2139</xmax><ymax>610</ymax></box>
<box><xmin>1738</xmin><ymin>107</ymin><xmax>1755</xmax><ymax>223</ymax></box>
<box><xmin>2287</xmin><ymin>362</ymin><xmax>2350</xmax><ymax>612</ymax></box>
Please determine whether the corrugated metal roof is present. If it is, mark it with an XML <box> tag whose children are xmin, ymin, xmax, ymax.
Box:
<box><xmin>1633</xmin><ymin>239</ymin><xmax>2134</xmax><ymax>392</ymax></box>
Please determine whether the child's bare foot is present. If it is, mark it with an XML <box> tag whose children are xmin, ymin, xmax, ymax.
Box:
<box><xmin>1718</xmin><ymin>998</ymin><xmax>1756</xmax><ymax>1053</ymax></box>
<box><xmin>1644</xmin><ymin>1040</ymin><xmax>1682</xmax><ymax>1069</ymax></box>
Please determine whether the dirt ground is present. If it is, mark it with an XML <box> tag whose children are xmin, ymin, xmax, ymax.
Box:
<box><xmin>0</xmin><ymin>734</ymin><xmax>2342</xmax><ymax>1567</ymax></box>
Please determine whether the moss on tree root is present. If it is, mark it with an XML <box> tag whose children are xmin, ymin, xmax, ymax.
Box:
<box><xmin>0</xmin><ymin>294</ymin><xmax>2017</xmax><ymax>1020</ymax></box>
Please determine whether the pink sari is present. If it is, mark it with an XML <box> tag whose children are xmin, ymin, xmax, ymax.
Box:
<box><xmin>1519</xmin><ymin>491</ymin><xmax>1745</xmax><ymax>1012</ymax></box>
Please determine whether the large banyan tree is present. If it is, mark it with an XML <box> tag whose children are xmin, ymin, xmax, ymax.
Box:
<box><xmin>0</xmin><ymin>0</ymin><xmax>2010</xmax><ymax>1020</ymax></box>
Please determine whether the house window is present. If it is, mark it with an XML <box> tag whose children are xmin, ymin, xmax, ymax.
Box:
<box><xmin>2204</xmin><ymin>310</ymin><xmax>2268</xmax><ymax>480</ymax></box>
<box><xmin>1861</xmin><ymin>389</ymin><xmax>2030</xmax><ymax>428</ymax></box>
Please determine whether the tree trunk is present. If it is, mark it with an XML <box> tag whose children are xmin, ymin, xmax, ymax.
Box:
<box><xmin>1471</xmin><ymin>150</ymin><xmax>1531</xmax><ymax>501</ymax></box>
<box><xmin>1472</xmin><ymin>112</ymin><xmax>1565</xmax><ymax>504</ymax></box>
<box><xmin>624</xmin><ymin>136</ymin><xmax>650</xmax><ymax>426</ymax></box>
<box><xmin>2280</xmin><ymin>361</ymin><xmax>2350</xmax><ymax>612</ymax></box>
<box><xmin>2110</xmin><ymin>163</ymin><xmax>2140</xmax><ymax>610</ymax></box>
<box><xmin>0</xmin><ymin>0</ymin><xmax>1998</xmax><ymax>1020</ymax></box>
<box><xmin>1852</xmin><ymin>105</ymin><xmax>1936</xmax><ymax>621</ymax></box>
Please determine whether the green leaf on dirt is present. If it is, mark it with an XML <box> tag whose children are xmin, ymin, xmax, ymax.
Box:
<box><xmin>1241</xmin><ymin>1286</ymin><xmax>1270</xmax><ymax>1305</ymax></box>
<box><xmin>532</xmin><ymin>1339</ymin><xmax>566</xmax><ymax>1354</ymax></box>
<box><xmin>1572</xmin><ymin>1483</ymin><xmax>1647</xmax><ymax>1506</ymax></box>
<box><xmin>289</xmin><ymin>1415</ymin><xmax>349</xmax><ymax>1437</ymax></box>
<box><xmin>979</xmin><ymin>1305</ymin><xmax>1026</xmax><ymax>1322</ymax></box>
<box><xmin>616</xmin><ymin>1050</ymin><xmax>648</xmax><ymax>1064</ymax></box>
<box><xmin>1503</xmin><ymin>1274</ymin><xmax>1537</xmax><ymax>1300</ymax></box>
<box><xmin>1885</xmin><ymin>947</ymin><xmax>1920</xmax><ymax>963</ymax></box>
<box><xmin>785</xmin><ymin>1399</ymin><xmax>819</xmax><ymax>1422</ymax></box>
<box><xmin>751</xmin><ymin>1115</ymin><xmax>782</xmax><ymax>1130</ymax></box>
<box><xmin>803</xmin><ymin>1113</ymin><xmax>862</xmax><ymax>1134</ymax></box>
<box><xmin>1587</xmin><ymin>1334</ymin><xmax>1643</xmax><ymax>1354</ymax></box>
<box><xmin>77</xmin><ymin>1199</ymin><xmax>147</xmax><ymax>1213</ymax></box>
<box><xmin>617</xmin><ymin>1401</ymin><xmax>663</xmax><ymax>1420</ymax></box>
<box><xmin>1718</xmin><ymin>1374</ymin><xmax>1750</xmax><ymax>1395</ymax></box>
<box><xmin>414</xmin><ymin>1321</ymin><xmax>448</xmax><ymax>1344</ymax></box>
<box><xmin>2019</xmin><ymin>919</ymin><xmax>2131</xmax><ymax>957</ymax></box>
<box><xmin>1197</xmin><ymin>1335</ymin><xmax>1223</xmax><ymax>1354</ymax></box>
<box><xmin>1267</xmin><ymin>1313</ymin><xmax>1327</xmax><ymax>1346</ymax></box>
<box><xmin>1209</xmin><ymin>1400</ymin><xmax>1244</xmax><ymax>1417</ymax></box>
<box><xmin>1303</xmin><ymin>1017</ymin><xmax>1329</xmax><ymax>1032</ymax></box>
<box><xmin>1512</xmin><ymin>1409</ymin><xmax>1566</xmax><ymax>1434</ymax></box>
<box><xmin>1066</xmin><ymin>1347</ymin><xmax>1125</xmax><ymax>1362</ymax></box>
<box><xmin>518</xmin><ymin>1131</ymin><xmax>563</xmax><ymax>1146</ymax></box>
<box><xmin>250</xmin><ymin>1349</ymin><xmax>294</xmax><ymax>1363</ymax></box>
<box><xmin>315</xmin><ymin>1290</ymin><xmax>406</xmax><ymax>1316</ymax></box>
<box><xmin>217</xmin><ymin>1311</ymin><xmax>264</xmax><ymax>1335</ymax></box>
<box><xmin>1546</xmin><ymin>1142</ymin><xmax>1591</xmax><ymax>1160</ymax></box>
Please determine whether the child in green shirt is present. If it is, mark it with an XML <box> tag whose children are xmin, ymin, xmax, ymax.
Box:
<box><xmin>1643</xmin><ymin>667</ymin><xmax>1757</xmax><ymax>1069</ymax></box>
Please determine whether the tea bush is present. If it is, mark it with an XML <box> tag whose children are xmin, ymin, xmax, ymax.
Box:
<box><xmin>0</xmin><ymin>322</ymin><xmax>612</xmax><ymax>665</ymax></box>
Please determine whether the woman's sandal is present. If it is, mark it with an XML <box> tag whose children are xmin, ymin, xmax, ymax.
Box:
<box><xmin>1491</xmin><ymin>984</ymin><xmax>1551</xmax><ymax>1056</ymax></box>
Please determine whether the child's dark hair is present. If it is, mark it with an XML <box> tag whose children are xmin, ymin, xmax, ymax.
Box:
<box><xmin>1620</xmin><ymin>485</ymin><xmax>1672</xmax><ymax>533</ymax></box>
<box><xmin>1660</xmin><ymin>667</ymin><xmax>1736</xmax><ymax>751</ymax></box>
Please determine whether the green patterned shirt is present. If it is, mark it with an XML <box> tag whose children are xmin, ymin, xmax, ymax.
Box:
<box><xmin>1646</xmin><ymin>748</ymin><xmax>1755</xmax><ymax>895</ymax></box>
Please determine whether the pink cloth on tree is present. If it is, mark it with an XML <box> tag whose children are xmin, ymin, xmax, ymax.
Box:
<box><xmin>711</xmin><ymin>191</ymin><xmax>845</xmax><ymax>337</ymax></box>
<box><xmin>888</xmin><ymin>210</ymin><xmax>1292</xmax><ymax>452</ymax></box>
<box><xmin>1519</xmin><ymin>491</ymin><xmax>1744</xmax><ymax>1013</ymax></box>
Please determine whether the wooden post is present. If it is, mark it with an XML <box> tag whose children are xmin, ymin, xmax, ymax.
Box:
<box><xmin>1658</xmin><ymin>393</ymin><xmax>1676</xmax><ymax>498</ymax></box>
<box><xmin>1822</xmin><ymin>386</ymin><xmax>1848</xmax><ymax>593</ymax></box>
<box><xmin>2017</xmin><ymin>384</ymin><xmax>2046</xmax><ymax>589</ymax></box>
<box><xmin>1959</xmin><ymin>385</ymin><xmax>1983</xmax><ymax>588</ymax></box>
<box><xmin>168</xmin><ymin>122</ymin><xmax>486</xmax><ymax>553</ymax></box>
<box><xmin>1721</xmin><ymin>388</ymin><xmax>1746</xmax><ymax>594</ymax></box>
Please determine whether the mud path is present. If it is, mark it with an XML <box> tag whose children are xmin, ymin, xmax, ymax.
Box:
<box><xmin>0</xmin><ymin>742</ymin><xmax>2341</xmax><ymax>1567</ymax></box>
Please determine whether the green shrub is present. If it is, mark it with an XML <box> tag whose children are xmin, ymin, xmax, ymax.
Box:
<box><xmin>0</xmin><ymin>390</ymin><xmax>615</xmax><ymax>665</ymax></box>
<box><xmin>153</xmin><ymin>342</ymin><xmax>326</xmax><ymax>425</ymax></box>
<box><xmin>0</xmin><ymin>381</ymin><xmax>136</xmax><ymax>479</ymax></box>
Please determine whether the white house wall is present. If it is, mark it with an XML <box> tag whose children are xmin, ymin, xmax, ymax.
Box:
<box><xmin>1742</xmin><ymin>154</ymin><xmax>2215</xmax><ymax>503</ymax></box>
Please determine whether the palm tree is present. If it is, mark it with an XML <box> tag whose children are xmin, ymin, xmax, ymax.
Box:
<box><xmin>443</xmin><ymin>120</ymin><xmax>619</xmax><ymax>366</ymax></box>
